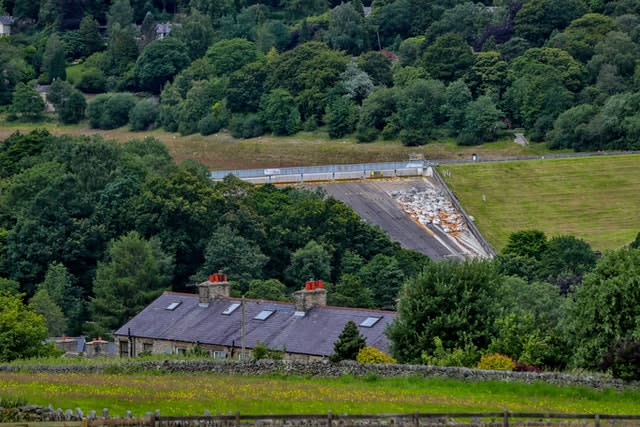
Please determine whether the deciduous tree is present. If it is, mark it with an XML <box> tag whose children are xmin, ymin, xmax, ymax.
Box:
<box><xmin>11</xmin><ymin>82</ymin><xmax>44</xmax><ymax>119</ymax></box>
<box><xmin>259</xmin><ymin>88</ymin><xmax>302</xmax><ymax>136</ymax></box>
<box><xmin>0</xmin><ymin>292</ymin><xmax>56</xmax><ymax>361</ymax></box>
<box><xmin>387</xmin><ymin>260</ymin><xmax>502</xmax><ymax>363</ymax></box>
<box><xmin>205</xmin><ymin>38</ymin><xmax>260</xmax><ymax>77</ymax></box>
<box><xmin>422</xmin><ymin>33</ymin><xmax>474</xmax><ymax>83</ymax></box>
<box><xmin>48</xmin><ymin>79</ymin><xmax>86</xmax><ymax>124</ymax></box>
<box><xmin>193</xmin><ymin>225</ymin><xmax>268</xmax><ymax>292</ymax></box>
<box><xmin>285</xmin><ymin>240</ymin><xmax>331</xmax><ymax>285</ymax></box>
<box><xmin>568</xmin><ymin>247</ymin><xmax>640</xmax><ymax>369</ymax></box>
<box><xmin>134</xmin><ymin>38</ymin><xmax>191</xmax><ymax>93</ymax></box>
<box><xmin>173</xmin><ymin>9</ymin><xmax>214</xmax><ymax>60</ymax></box>
<box><xmin>245</xmin><ymin>279</ymin><xmax>288</xmax><ymax>301</ymax></box>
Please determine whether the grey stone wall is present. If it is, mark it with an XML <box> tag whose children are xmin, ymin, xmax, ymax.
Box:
<box><xmin>1</xmin><ymin>359</ymin><xmax>637</xmax><ymax>390</ymax></box>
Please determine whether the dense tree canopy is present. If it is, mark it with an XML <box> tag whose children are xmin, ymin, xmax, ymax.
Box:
<box><xmin>568</xmin><ymin>247</ymin><xmax>640</xmax><ymax>369</ymax></box>
<box><xmin>1</xmin><ymin>0</ymin><xmax>638</xmax><ymax>149</ymax></box>
<box><xmin>90</xmin><ymin>231</ymin><xmax>174</xmax><ymax>335</ymax></box>
<box><xmin>134</xmin><ymin>38</ymin><xmax>191</xmax><ymax>93</ymax></box>
<box><xmin>1</xmin><ymin>0</ymin><xmax>640</xmax><ymax>371</ymax></box>
<box><xmin>387</xmin><ymin>260</ymin><xmax>503</xmax><ymax>363</ymax></box>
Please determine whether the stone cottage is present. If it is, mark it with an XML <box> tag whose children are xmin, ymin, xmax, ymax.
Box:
<box><xmin>114</xmin><ymin>274</ymin><xmax>396</xmax><ymax>360</ymax></box>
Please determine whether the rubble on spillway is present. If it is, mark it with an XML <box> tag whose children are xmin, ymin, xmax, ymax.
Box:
<box><xmin>390</xmin><ymin>187</ymin><xmax>466</xmax><ymax>235</ymax></box>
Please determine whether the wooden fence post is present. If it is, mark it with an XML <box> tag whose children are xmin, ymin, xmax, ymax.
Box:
<box><xmin>502</xmin><ymin>410</ymin><xmax>509</xmax><ymax>427</ymax></box>
<box><xmin>235</xmin><ymin>411</ymin><xmax>240</xmax><ymax>427</ymax></box>
<box><xmin>327</xmin><ymin>410</ymin><xmax>333</xmax><ymax>427</ymax></box>
<box><xmin>413</xmin><ymin>412</ymin><xmax>419</xmax><ymax>427</ymax></box>
<box><xmin>594</xmin><ymin>414</ymin><xmax>600</xmax><ymax>427</ymax></box>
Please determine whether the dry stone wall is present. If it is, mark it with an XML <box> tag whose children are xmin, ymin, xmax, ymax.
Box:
<box><xmin>1</xmin><ymin>359</ymin><xmax>636</xmax><ymax>390</ymax></box>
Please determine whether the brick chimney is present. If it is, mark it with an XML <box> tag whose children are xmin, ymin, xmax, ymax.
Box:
<box><xmin>293</xmin><ymin>279</ymin><xmax>327</xmax><ymax>311</ymax></box>
<box><xmin>198</xmin><ymin>271</ymin><xmax>231</xmax><ymax>306</ymax></box>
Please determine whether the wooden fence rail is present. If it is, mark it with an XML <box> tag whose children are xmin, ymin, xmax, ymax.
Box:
<box><xmin>4</xmin><ymin>412</ymin><xmax>640</xmax><ymax>427</ymax></box>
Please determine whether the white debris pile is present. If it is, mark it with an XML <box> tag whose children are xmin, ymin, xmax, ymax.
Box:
<box><xmin>391</xmin><ymin>187</ymin><xmax>466</xmax><ymax>235</ymax></box>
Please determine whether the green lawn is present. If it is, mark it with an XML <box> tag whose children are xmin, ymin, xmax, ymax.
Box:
<box><xmin>440</xmin><ymin>155</ymin><xmax>640</xmax><ymax>251</ymax></box>
<box><xmin>0</xmin><ymin>371</ymin><xmax>639</xmax><ymax>416</ymax></box>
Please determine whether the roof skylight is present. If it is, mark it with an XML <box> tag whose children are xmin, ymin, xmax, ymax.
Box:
<box><xmin>359</xmin><ymin>316</ymin><xmax>381</xmax><ymax>328</ymax></box>
<box><xmin>254</xmin><ymin>310</ymin><xmax>275</xmax><ymax>320</ymax></box>
<box><xmin>165</xmin><ymin>302</ymin><xmax>181</xmax><ymax>311</ymax></box>
<box><xmin>222</xmin><ymin>303</ymin><xmax>241</xmax><ymax>315</ymax></box>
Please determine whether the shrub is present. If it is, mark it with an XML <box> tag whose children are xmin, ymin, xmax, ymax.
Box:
<box><xmin>356</xmin><ymin>346</ymin><xmax>396</xmax><ymax>364</ymax></box>
<box><xmin>513</xmin><ymin>362</ymin><xmax>541</xmax><ymax>372</ymax></box>
<box><xmin>87</xmin><ymin>93</ymin><xmax>137</xmax><ymax>129</ymax></box>
<box><xmin>129</xmin><ymin>98</ymin><xmax>159</xmax><ymax>131</ymax></box>
<box><xmin>48</xmin><ymin>80</ymin><xmax>86</xmax><ymax>124</ymax></box>
<box><xmin>76</xmin><ymin>68</ymin><xmax>107</xmax><ymax>93</ymax></box>
<box><xmin>86</xmin><ymin>94</ymin><xmax>109</xmax><ymax>128</ymax></box>
<box><xmin>229</xmin><ymin>114</ymin><xmax>264</xmax><ymax>139</ymax></box>
<box><xmin>476</xmin><ymin>353</ymin><xmax>516</xmax><ymax>371</ymax></box>
<box><xmin>198</xmin><ymin>114</ymin><xmax>223</xmax><ymax>135</ymax></box>
<box><xmin>356</xmin><ymin>126</ymin><xmax>378</xmax><ymax>142</ymax></box>
<box><xmin>252</xmin><ymin>341</ymin><xmax>284</xmax><ymax>360</ymax></box>
<box><xmin>421</xmin><ymin>337</ymin><xmax>479</xmax><ymax>367</ymax></box>
<box><xmin>600</xmin><ymin>337</ymin><xmax>640</xmax><ymax>381</ymax></box>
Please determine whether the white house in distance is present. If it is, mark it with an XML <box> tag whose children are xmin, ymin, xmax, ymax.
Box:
<box><xmin>0</xmin><ymin>16</ymin><xmax>15</xmax><ymax>37</ymax></box>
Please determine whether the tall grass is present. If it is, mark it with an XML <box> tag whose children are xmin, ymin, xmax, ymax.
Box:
<box><xmin>0</xmin><ymin>370</ymin><xmax>638</xmax><ymax>416</ymax></box>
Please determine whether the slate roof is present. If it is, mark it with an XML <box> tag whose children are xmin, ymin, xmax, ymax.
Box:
<box><xmin>155</xmin><ymin>23</ymin><xmax>172</xmax><ymax>37</ymax></box>
<box><xmin>115</xmin><ymin>292</ymin><xmax>396</xmax><ymax>357</ymax></box>
<box><xmin>0</xmin><ymin>16</ymin><xmax>15</xmax><ymax>25</ymax></box>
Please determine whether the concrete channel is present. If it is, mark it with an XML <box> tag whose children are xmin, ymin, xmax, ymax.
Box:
<box><xmin>211</xmin><ymin>162</ymin><xmax>493</xmax><ymax>260</ymax></box>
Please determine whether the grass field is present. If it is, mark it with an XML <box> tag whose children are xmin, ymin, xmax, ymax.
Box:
<box><xmin>0</xmin><ymin>120</ymin><xmax>552</xmax><ymax>170</ymax></box>
<box><xmin>1</xmin><ymin>371</ymin><xmax>639</xmax><ymax>416</ymax></box>
<box><xmin>440</xmin><ymin>155</ymin><xmax>640</xmax><ymax>251</ymax></box>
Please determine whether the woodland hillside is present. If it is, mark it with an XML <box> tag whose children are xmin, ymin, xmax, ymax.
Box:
<box><xmin>1</xmin><ymin>0</ymin><xmax>640</xmax><ymax>380</ymax></box>
<box><xmin>0</xmin><ymin>0</ymin><xmax>639</xmax><ymax>149</ymax></box>
<box><xmin>1</xmin><ymin>131</ymin><xmax>640</xmax><ymax>381</ymax></box>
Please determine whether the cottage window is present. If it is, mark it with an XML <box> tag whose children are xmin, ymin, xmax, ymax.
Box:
<box><xmin>143</xmin><ymin>343</ymin><xmax>153</xmax><ymax>353</ymax></box>
<box><xmin>212</xmin><ymin>351</ymin><xmax>227</xmax><ymax>359</ymax></box>
<box><xmin>119</xmin><ymin>341</ymin><xmax>129</xmax><ymax>357</ymax></box>
<box><xmin>175</xmin><ymin>347</ymin><xmax>187</xmax><ymax>355</ymax></box>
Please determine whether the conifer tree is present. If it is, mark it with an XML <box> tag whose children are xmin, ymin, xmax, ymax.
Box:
<box><xmin>330</xmin><ymin>320</ymin><xmax>366</xmax><ymax>362</ymax></box>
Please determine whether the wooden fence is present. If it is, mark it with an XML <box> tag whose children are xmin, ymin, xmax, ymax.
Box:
<box><xmin>4</xmin><ymin>412</ymin><xmax>640</xmax><ymax>427</ymax></box>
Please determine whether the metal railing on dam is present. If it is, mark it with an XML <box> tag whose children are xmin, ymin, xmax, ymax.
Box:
<box><xmin>210</xmin><ymin>150</ymin><xmax>640</xmax><ymax>183</ymax></box>
<box><xmin>210</xmin><ymin>160</ymin><xmax>433</xmax><ymax>184</ymax></box>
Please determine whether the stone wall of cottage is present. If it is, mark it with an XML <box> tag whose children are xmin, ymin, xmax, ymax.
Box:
<box><xmin>114</xmin><ymin>337</ymin><xmax>321</xmax><ymax>361</ymax></box>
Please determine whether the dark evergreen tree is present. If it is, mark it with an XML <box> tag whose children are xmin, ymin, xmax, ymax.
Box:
<box><xmin>330</xmin><ymin>320</ymin><xmax>366</xmax><ymax>362</ymax></box>
<box><xmin>78</xmin><ymin>15</ymin><xmax>104</xmax><ymax>57</ymax></box>
<box><xmin>42</xmin><ymin>34</ymin><xmax>67</xmax><ymax>83</ymax></box>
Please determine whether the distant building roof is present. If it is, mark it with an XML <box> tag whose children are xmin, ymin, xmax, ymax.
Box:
<box><xmin>155</xmin><ymin>23</ymin><xmax>173</xmax><ymax>38</ymax></box>
<box><xmin>0</xmin><ymin>16</ymin><xmax>15</xmax><ymax>25</ymax></box>
<box><xmin>115</xmin><ymin>291</ymin><xmax>396</xmax><ymax>357</ymax></box>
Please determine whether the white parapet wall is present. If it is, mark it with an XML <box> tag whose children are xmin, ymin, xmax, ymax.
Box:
<box><xmin>211</xmin><ymin>161</ymin><xmax>434</xmax><ymax>184</ymax></box>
